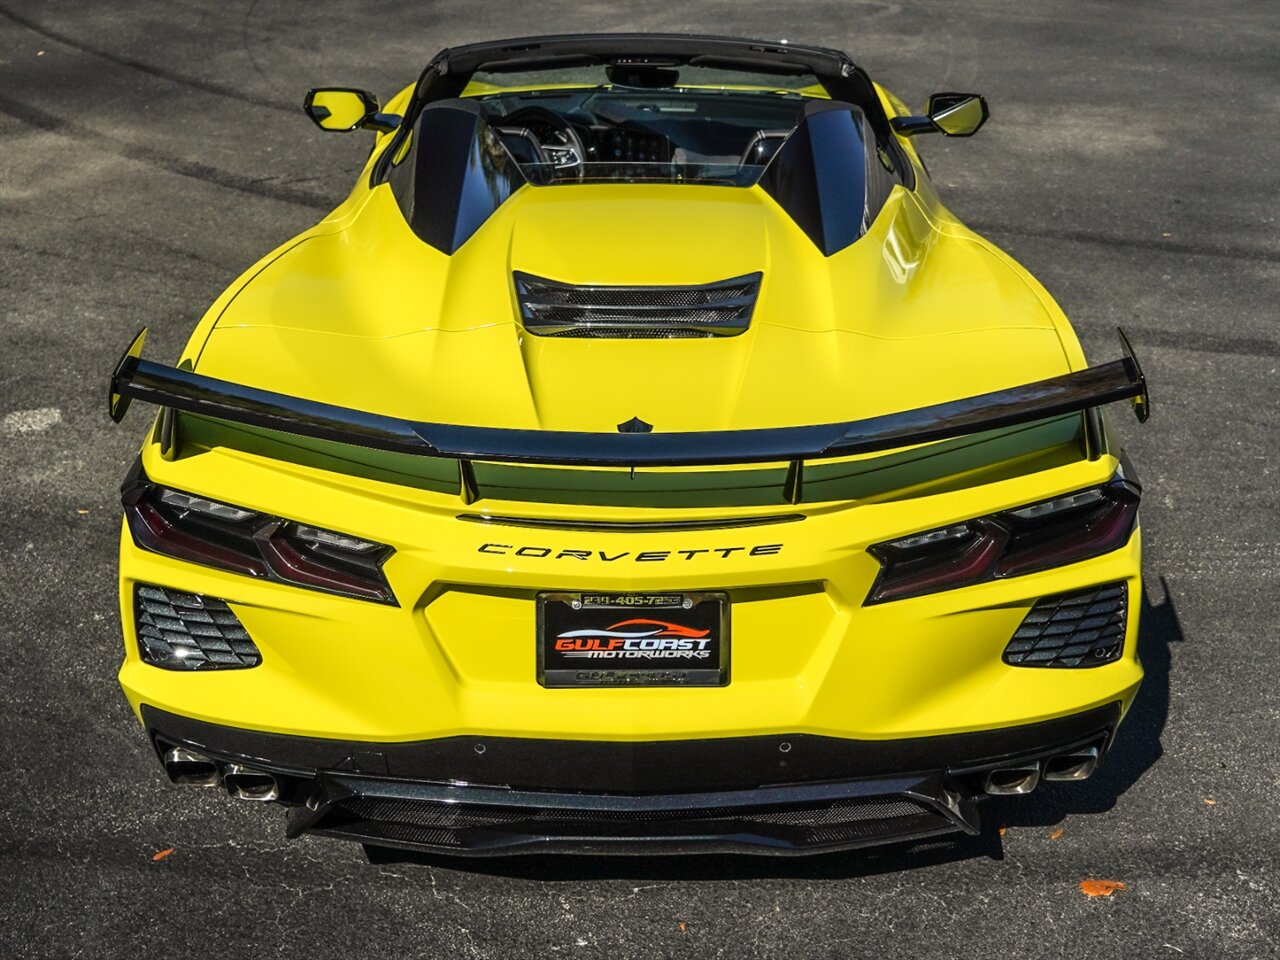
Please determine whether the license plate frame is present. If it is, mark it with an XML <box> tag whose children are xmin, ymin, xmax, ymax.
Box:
<box><xmin>536</xmin><ymin>591</ymin><xmax>730</xmax><ymax>688</ymax></box>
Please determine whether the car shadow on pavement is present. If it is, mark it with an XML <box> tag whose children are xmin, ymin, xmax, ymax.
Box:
<box><xmin>364</xmin><ymin>578</ymin><xmax>1181</xmax><ymax>880</ymax></box>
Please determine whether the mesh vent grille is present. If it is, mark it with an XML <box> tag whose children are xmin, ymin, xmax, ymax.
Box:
<box><xmin>1003</xmin><ymin>582</ymin><xmax>1127</xmax><ymax>668</ymax></box>
<box><xmin>353</xmin><ymin>823</ymin><xmax>462</xmax><ymax>848</ymax></box>
<box><xmin>515</xmin><ymin>272</ymin><xmax>761</xmax><ymax>338</ymax></box>
<box><xmin>134</xmin><ymin>583</ymin><xmax>260</xmax><ymax>670</ymax></box>
<box><xmin>746</xmin><ymin>798</ymin><xmax>924</xmax><ymax>825</ymax></box>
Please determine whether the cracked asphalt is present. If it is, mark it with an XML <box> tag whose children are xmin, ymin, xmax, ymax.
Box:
<box><xmin>1</xmin><ymin>2</ymin><xmax>1277</xmax><ymax>957</ymax></box>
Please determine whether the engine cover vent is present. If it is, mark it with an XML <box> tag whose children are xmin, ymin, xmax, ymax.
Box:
<box><xmin>514</xmin><ymin>271</ymin><xmax>761</xmax><ymax>338</ymax></box>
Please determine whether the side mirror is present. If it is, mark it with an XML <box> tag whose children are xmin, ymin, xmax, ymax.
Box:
<box><xmin>926</xmin><ymin>93</ymin><xmax>989</xmax><ymax>136</ymax></box>
<box><xmin>890</xmin><ymin>92</ymin><xmax>989</xmax><ymax>138</ymax></box>
<box><xmin>303</xmin><ymin>88</ymin><xmax>401</xmax><ymax>134</ymax></box>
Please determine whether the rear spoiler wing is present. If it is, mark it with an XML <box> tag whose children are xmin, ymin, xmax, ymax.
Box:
<box><xmin>110</xmin><ymin>327</ymin><xmax>1148</xmax><ymax>498</ymax></box>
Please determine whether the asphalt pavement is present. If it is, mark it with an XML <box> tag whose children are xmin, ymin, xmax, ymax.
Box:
<box><xmin>1</xmin><ymin>2</ymin><xmax>1277</xmax><ymax>957</ymax></box>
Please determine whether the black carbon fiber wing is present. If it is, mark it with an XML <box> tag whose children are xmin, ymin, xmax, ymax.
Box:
<box><xmin>109</xmin><ymin>327</ymin><xmax>1149</xmax><ymax>469</ymax></box>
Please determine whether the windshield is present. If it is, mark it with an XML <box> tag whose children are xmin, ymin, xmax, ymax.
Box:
<box><xmin>464</xmin><ymin>63</ymin><xmax>827</xmax><ymax>95</ymax></box>
<box><xmin>458</xmin><ymin>64</ymin><xmax>824</xmax><ymax>187</ymax></box>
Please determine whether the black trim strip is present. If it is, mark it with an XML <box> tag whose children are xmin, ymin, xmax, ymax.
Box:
<box><xmin>109</xmin><ymin>328</ymin><xmax>1149</xmax><ymax>468</ymax></box>
<box><xmin>142</xmin><ymin>702</ymin><xmax>1121</xmax><ymax>794</ymax></box>
<box><xmin>455</xmin><ymin>512</ymin><xmax>804</xmax><ymax>532</ymax></box>
<box><xmin>323</xmin><ymin>770</ymin><xmax>936</xmax><ymax>814</ymax></box>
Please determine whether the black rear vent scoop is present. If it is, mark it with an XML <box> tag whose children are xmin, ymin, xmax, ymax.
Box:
<box><xmin>515</xmin><ymin>271</ymin><xmax>761</xmax><ymax>339</ymax></box>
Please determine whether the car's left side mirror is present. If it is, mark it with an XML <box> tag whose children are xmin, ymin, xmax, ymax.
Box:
<box><xmin>891</xmin><ymin>92</ymin><xmax>989</xmax><ymax>138</ymax></box>
<box><xmin>303</xmin><ymin>88</ymin><xmax>401</xmax><ymax>134</ymax></box>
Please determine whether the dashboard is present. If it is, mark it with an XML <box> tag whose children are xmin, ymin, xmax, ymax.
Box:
<box><xmin>480</xmin><ymin>90</ymin><xmax>809</xmax><ymax>178</ymax></box>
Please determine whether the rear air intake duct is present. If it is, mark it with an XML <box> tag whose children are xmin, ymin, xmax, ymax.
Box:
<box><xmin>514</xmin><ymin>271</ymin><xmax>761</xmax><ymax>338</ymax></box>
<box><xmin>1003</xmin><ymin>582</ymin><xmax>1128</xmax><ymax>668</ymax></box>
<box><xmin>135</xmin><ymin>584</ymin><xmax>261</xmax><ymax>671</ymax></box>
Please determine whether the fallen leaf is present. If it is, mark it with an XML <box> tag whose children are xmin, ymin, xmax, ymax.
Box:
<box><xmin>37</xmin><ymin>50</ymin><xmax>45</xmax><ymax>56</ymax></box>
<box><xmin>152</xmin><ymin>847</ymin><xmax>175</xmax><ymax>861</ymax></box>
<box><xmin>1079</xmin><ymin>879</ymin><xmax>1125</xmax><ymax>898</ymax></box>
<box><xmin>998</xmin><ymin>827</ymin><xmax>1007</xmax><ymax>836</ymax></box>
<box><xmin>1050</xmin><ymin>828</ymin><xmax>1065</xmax><ymax>841</ymax></box>
<box><xmin>76</xmin><ymin>509</ymin><xmax>90</xmax><ymax>515</ymax></box>
<box><xmin>678</xmin><ymin>922</ymin><xmax>687</xmax><ymax>933</ymax></box>
<box><xmin>1161</xmin><ymin>232</ymin><xmax>1172</xmax><ymax>238</ymax></box>
<box><xmin>1203</xmin><ymin>798</ymin><xmax>1217</xmax><ymax>805</ymax></box>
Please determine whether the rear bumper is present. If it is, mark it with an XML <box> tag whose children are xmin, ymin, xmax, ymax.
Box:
<box><xmin>143</xmin><ymin>701</ymin><xmax>1120</xmax><ymax>856</ymax></box>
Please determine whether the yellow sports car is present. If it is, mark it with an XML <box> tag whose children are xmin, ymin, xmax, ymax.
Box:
<box><xmin>109</xmin><ymin>34</ymin><xmax>1151</xmax><ymax>856</ymax></box>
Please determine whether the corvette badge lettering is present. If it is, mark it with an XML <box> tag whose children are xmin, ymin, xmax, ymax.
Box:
<box><xmin>479</xmin><ymin>543</ymin><xmax>782</xmax><ymax>560</ymax></box>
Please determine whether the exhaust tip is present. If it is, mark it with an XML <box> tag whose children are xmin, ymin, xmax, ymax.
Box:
<box><xmin>1043</xmin><ymin>745</ymin><xmax>1100</xmax><ymax>781</ymax></box>
<box><xmin>163</xmin><ymin>747</ymin><xmax>222</xmax><ymax>787</ymax></box>
<box><xmin>984</xmin><ymin>765</ymin><xmax>1041</xmax><ymax>796</ymax></box>
<box><xmin>223</xmin><ymin>763</ymin><xmax>280</xmax><ymax>802</ymax></box>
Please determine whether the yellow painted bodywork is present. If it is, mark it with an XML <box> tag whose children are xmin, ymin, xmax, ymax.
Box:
<box><xmin>119</xmin><ymin>81</ymin><xmax>1142</xmax><ymax>745</ymax></box>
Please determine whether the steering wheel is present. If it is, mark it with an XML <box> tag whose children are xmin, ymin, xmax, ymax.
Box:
<box><xmin>500</xmin><ymin>107</ymin><xmax>585</xmax><ymax>168</ymax></box>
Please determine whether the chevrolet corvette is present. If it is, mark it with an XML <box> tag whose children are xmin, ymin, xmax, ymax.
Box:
<box><xmin>108</xmin><ymin>34</ymin><xmax>1151</xmax><ymax>856</ymax></box>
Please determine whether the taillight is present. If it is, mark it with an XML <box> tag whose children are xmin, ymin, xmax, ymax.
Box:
<box><xmin>866</xmin><ymin>476</ymin><xmax>1139</xmax><ymax>604</ymax></box>
<box><xmin>121</xmin><ymin>464</ymin><xmax>396</xmax><ymax>605</ymax></box>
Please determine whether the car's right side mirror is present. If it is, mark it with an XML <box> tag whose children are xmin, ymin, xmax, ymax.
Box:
<box><xmin>891</xmin><ymin>92</ymin><xmax>989</xmax><ymax>138</ymax></box>
<box><xmin>303</xmin><ymin>88</ymin><xmax>400</xmax><ymax>134</ymax></box>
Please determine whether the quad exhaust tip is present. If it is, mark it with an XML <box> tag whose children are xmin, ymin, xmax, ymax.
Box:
<box><xmin>983</xmin><ymin>744</ymin><xmax>1103</xmax><ymax>795</ymax></box>
<box><xmin>163</xmin><ymin>747</ymin><xmax>222</xmax><ymax>787</ymax></box>
<box><xmin>161</xmin><ymin>747</ymin><xmax>279</xmax><ymax>800</ymax></box>
<box><xmin>984</xmin><ymin>765</ymin><xmax>1041</xmax><ymax>796</ymax></box>
<box><xmin>223</xmin><ymin>763</ymin><xmax>280</xmax><ymax>802</ymax></box>
<box><xmin>1043</xmin><ymin>745</ymin><xmax>1100</xmax><ymax>782</ymax></box>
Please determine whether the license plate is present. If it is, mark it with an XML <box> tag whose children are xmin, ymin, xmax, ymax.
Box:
<box><xmin>537</xmin><ymin>592</ymin><xmax>729</xmax><ymax>688</ymax></box>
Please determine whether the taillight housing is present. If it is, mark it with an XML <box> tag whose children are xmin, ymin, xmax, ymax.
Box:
<box><xmin>121</xmin><ymin>464</ymin><xmax>397</xmax><ymax>605</ymax></box>
<box><xmin>866</xmin><ymin>475</ymin><xmax>1140</xmax><ymax>604</ymax></box>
